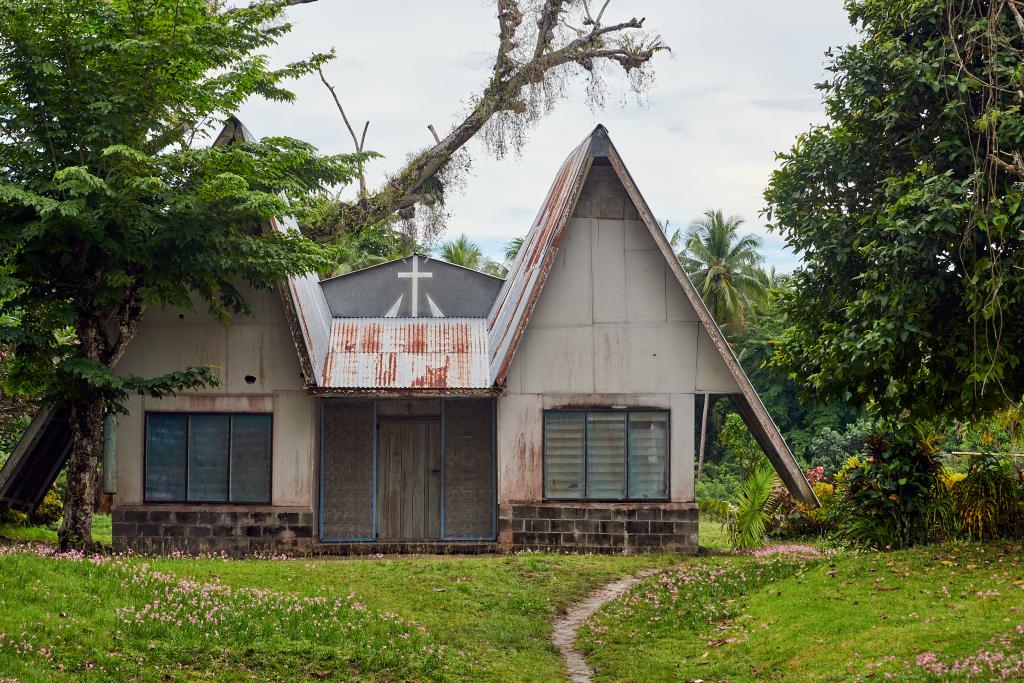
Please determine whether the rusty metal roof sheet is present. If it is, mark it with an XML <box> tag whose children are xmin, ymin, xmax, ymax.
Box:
<box><xmin>322</xmin><ymin>318</ymin><xmax>491</xmax><ymax>390</ymax></box>
<box><xmin>273</xmin><ymin>213</ymin><xmax>333</xmax><ymax>388</ymax></box>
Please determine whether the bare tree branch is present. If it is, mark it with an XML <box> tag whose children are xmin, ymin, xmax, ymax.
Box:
<box><xmin>325</xmin><ymin>1</ymin><xmax>666</xmax><ymax>237</ymax></box>
<box><xmin>989</xmin><ymin>152</ymin><xmax>1024</xmax><ymax>177</ymax></box>
<box><xmin>318</xmin><ymin>67</ymin><xmax>369</xmax><ymax>195</ymax></box>
<box><xmin>496</xmin><ymin>0</ymin><xmax>524</xmax><ymax>76</ymax></box>
<box><xmin>102</xmin><ymin>290</ymin><xmax>145</xmax><ymax>367</ymax></box>
<box><xmin>1009</xmin><ymin>0</ymin><xmax>1024</xmax><ymax>35</ymax></box>
<box><xmin>533</xmin><ymin>0</ymin><xmax>567</xmax><ymax>58</ymax></box>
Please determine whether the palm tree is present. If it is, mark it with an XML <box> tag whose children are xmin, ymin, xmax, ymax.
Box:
<box><xmin>678</xmin><ymin>210</ymin><xmax>768</xmax><ymax>334</ymax></box>
<box><xmin>679</xmin><ymin>210</ymin><xmax>769</xmax><ymax>480</ymax></box>
<box><xmin>440</xmin><ymin>234</ymin><xmax>483</xmax><ymax>269</ymax></box>
<box><xmin>503</xmin><ymin>236</ymin><xmax>524</xmax><ymax>264</ymax></box>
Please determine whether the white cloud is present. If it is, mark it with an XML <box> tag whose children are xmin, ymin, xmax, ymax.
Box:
<box><xmin>237</xmin><ymin>0</ymin><xmax>857</xmax><ymax>271</ymax></box>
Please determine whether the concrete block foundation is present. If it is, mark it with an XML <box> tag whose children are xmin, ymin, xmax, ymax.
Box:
<box><xmin>112</xmin><ymin>505</ymin><xmax>315</xmax><ymax>555</ymax></box>
<box><xmin>499</xmin><ymin>501</ymin><xmax>698</xmax><ymax>553</ymax></box>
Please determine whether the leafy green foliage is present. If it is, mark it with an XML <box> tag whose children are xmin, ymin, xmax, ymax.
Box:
<box><xmin>0</xmin><ymin>345</ymin><xmax>34</xmax><ymax>465</ymax></box>
<box><xmin>765</xmin><ymin>0</ymin><xmax>1024</xmax><ymax>419</ymax></box>
<box><xmin>440</xmin><ymin>234</ymin><xmax>483</xmax><ymax>269</ymax></box>
<box><xmin>834</xmin><ymin>430</ymin><xmax>942</xmax><ymax>548</ymax></box>
<box><xmin>717</xmin><ymin>412</ymin><xmax>766</xmax><ymax>479</ymax></box>
<box><xmin>28</xmin><ymin>486</ymin><xmax>61</xmax><ymax>526</ymax></box>
<box><xmin>0</xmin><ymin>0</ymin><xmax>362</xmax><ymax>412</ymax></box>
<box><xmin>802</xmin><ymin>419</ymin><xmax>873</xmax><ymax>476</ymax></box>
<box><xmin>731</xmin><ymin>463</ymin><xmax>779</xmax><ymax>549</ymax></box>
<box><xmin>729</xmin><ymin>282</ymin><xmax>862</xmax><ymax>466</ymax></box>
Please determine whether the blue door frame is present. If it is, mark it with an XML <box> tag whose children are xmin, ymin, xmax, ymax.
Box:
<box><xmin>318</xmin><ymin>397</ymin><xmax>496</xmax><ymax>542</ymax></box>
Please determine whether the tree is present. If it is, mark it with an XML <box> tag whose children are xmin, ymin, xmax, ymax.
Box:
<box><xmin>764</xmin><ymin>0</ymin><xmax>1024</xmax><ymax>420</ymax></box>
<box><xmin>314</xmin><ymin>1</ymin><xmax>668</xmax><ymax>242</ymax></box>
<box><xmin>678</xmin><ymin>209</ymin><xmax>769</xmax><ymax>478</ymax></box>
<box><xmin>678</xmin><ymin>210</ymin><xmax>768</xmax><ymax>334</ymax></box>
<box><xmin>0</xmin><ymin>0</ymin><xmax>360</xmax><ymax>549</ymax></box>
<box><xmin>440</xmin><ymin>234</ymin><xmax>484</xmax><ymax>269</ymax></box>
<box><xmin>730</xmin><ymin>282</ymin><xmax>861</xmax><ymax>462</ymax></box>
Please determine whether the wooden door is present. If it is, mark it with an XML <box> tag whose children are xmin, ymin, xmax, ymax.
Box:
<box><xmin>376</xmin><ymin>419</ymin><xmax>441</xmax><ymax>540</ymax></box>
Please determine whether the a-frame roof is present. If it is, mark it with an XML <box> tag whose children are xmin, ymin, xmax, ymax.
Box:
<box><xmin>488</xmin><ymin>125</ymin><xmax>818</xmax><ymax>507</ymax></box>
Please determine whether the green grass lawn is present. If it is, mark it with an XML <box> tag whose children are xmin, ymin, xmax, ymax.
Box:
<box><xmin>0</xmin><ymin>544</ymin><xmax>676</xmax><ymax>682</ymax></box>
<box><xmin>0</xmin><ymin>513</ymin><xmax>111</xmax><ymax>545</ymax></box>
<box><xmin>698</xmin><ymin>519</ymin><xmax>730</xmax><ymax>551</ymax></box>
<box><xmin>579</xmin><ymin>542</ymin><xmax>1024</xmax><ymax>682</ymax></box>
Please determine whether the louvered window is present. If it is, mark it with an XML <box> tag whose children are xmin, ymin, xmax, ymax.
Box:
<box><xmin>145</xmin><ymin>412</ymin><xmax>272</xmax><ymax>504</ymax></box>
<box><xmin>543</xmin><ymin>410</ymin><xmax>669</xmax><ymax>501</ymax></box>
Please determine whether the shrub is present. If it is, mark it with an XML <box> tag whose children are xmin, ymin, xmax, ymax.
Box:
<box><xmin>952</xmin><ymin>454</ymin><xmax>1022</xmax><ymax>540</ymax></box>
<box><xmin>770</xmin><ymin>472</ymin><xmax>836</xmax><ymax>538</ymax></box>
<box><xmin>804</xmin><ymin>419</ymin><xmax>874</xmax><ymax>476</ymax></box>
<box><xmin>834</xmin><ymin>428</ymin><xmax>941</xmax><ymax>549</ymax></box>
<box><xmin>925</xmin><ymin>468</ymin><xmax>961</xmax><ymax>541</ymax></box>
<box><xmin>29</xmin><ymin>486</ymin><xmax>62</xmax><ymax>526</ymax></box>
<box><xmin>0</xmin><ymin>508</ymin><xmax>28</xmax><ymax>528</ymax></box>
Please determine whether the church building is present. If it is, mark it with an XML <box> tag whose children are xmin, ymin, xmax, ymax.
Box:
<box><xmin>0</xmin><ymin>121</ymin><xmax>817</xmax><ymax>554</ymax></box>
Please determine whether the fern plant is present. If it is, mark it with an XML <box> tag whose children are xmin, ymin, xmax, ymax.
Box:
<box><xmin>730</xmin><ymin>463</ymin><xmax>779</xmax><ymax>549</ymax></box>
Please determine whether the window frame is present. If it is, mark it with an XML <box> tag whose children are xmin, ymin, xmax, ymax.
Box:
<box><xmin>542</xmin><ymin>408</ymin><xmax>670</xmax><ymax>502</ymax></box>
<box><xmin>143</xmin><ymin>411</ymin><xmax>273</xmax><ymax>505</ymax></box>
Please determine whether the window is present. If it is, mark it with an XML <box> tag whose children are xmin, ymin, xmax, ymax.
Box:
<box><xmin>543</xmin><ymin>410</ymin><xmax>669</xmax><ymax>501</ymax></box>
<box><xmin>145</xmin><ymin>412</ymin><xmax>272</xmax><ymax>503</ymax></box>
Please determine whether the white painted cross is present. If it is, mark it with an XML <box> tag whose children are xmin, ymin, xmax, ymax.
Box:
<box><xmin>397</xmin><ymin>255</ymin><xmax>432</xmax><ymax>318</ymax></box>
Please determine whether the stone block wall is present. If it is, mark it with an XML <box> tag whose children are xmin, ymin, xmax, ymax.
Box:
<box><xmin>498</xmin><ymin>501</ymin><xmax>698</xmax><ymax>553</ymax></box>
<box><xmin>111</xmin><ymin>505</ymin><xmax>314</xmax><ymax>555</ymax></box>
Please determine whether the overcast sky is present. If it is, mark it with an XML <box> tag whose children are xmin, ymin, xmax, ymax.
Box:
<box><xmin>237</xmin><ymin>1</ymin><xmax>857</xmax><ymax>271</ymax></box>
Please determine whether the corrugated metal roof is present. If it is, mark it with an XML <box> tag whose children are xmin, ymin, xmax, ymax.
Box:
<box><xmin>322</xmin><ymin>318</ymin><xmax>491</xmax><ymax>390</ymax></box>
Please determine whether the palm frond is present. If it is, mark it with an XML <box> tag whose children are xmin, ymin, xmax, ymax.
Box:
<box><xmin>731</xmin><ymin>462</ymin><xmax>779</xmax><ymax>549</ymax></box>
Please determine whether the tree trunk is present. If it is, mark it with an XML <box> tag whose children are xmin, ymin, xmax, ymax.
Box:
<box><xmin>697</xmin><ymin>394</ymin><xmax>710</xmax><ymax>480</ymax></box>
<box><xmin>58</xmin><ymin>396</ymin><xmax>104</xmax><ymax>551</ymax></box>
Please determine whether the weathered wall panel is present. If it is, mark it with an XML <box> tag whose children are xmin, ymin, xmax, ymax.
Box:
<box><xmin>496</xmin><ymin>393</ymin><xmax>543</xmax><ymax>502</ymax></box>
<box><xmin>593</xmin><ymin>323</ymin><xmax>698</xmax><ymax>394</ymax></box>
<box><xmin>625</xmin><ymin>249</ymin><xmax>667</xmax><ymax>322</ymax></box>
<box><xmin>321</xmin><ymin>400</ymin><xmax>374</xmax><ymax>539</ymax></box>
<box><xmin>591</xmin><ymin>218</ymin><xmax>627</xmax><ymax>323</ymax></box>
<box><xmin>114</xmin><ymin>285</ymin><xmax>316</xmax><ymax>512</ymax></box>
<box><xmin>696</xmin><ymin>327</ymin><xmax>741</xmax><ymax>393</ymax></box>
<box><xmin>499</xmin><ymin>168</ymin><xmax>722</xmax><ymax>503</ymax></box>
<box><xmin>670</xmin><ymin>393</ymin><xmax>696</xmax><ymax>501</ymax></box>
<box><xmin>443</xmin><ymin>399</ymin><xmax>495</xmax><ymax>539</ymax></box>
<box><xmin>518</xmin><ymin>327</ymin><xmax>595</xmax><ymax>394</ymax></box>
<box><xmin>528</xmin><ymin>218</ymin><xmax>594</xmax><ymax>328</ymax></box>
<box><xmin>272</xmin><ymin>391</ymin><xmax>315</xmax><ymax>506</ymax></box>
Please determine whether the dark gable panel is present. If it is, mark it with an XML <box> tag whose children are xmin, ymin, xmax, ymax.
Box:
<box><xmin>443</xmin><ymin>399</ymin><xmax>495</xmax><ymax>539</ymax></box>
<box><xmin>320</xmin><ymin>400</ymin><xmax>375</xmax><ymax>540</ymax></box>
<box><xmin>320</xmin><ymin>255</ymin><xmax>503</xmax><ymax>318</ymax></box>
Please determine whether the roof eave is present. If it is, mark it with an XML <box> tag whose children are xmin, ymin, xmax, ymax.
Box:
<box><xmin>308</xmin><ymin>387</ymin><xmax>500</xmax><ymax>398</ymax></box>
